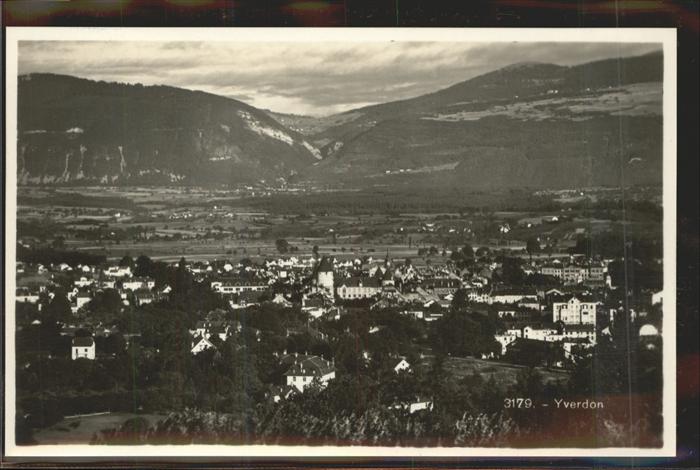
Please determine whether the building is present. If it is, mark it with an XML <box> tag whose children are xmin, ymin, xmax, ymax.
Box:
<box><xmin>271</xmin><ymin>293</ymin><xmax>292</xmax><ymax>307</ymax></box>
<box><xmin>494</xmin><ymin>333</ymin><xmax>518</xmax><ymax>355</ymax></box>
<box><xmin>134</xmin><ymin>289</ymin><xmax>155</xmax><ymax>306</ymax></box>
<box><xmin>301</xmin><ymin>294</ymin><xmax>330</xmax><ymax>318</ymax></box>
<box><xmin>585</xmin><ymin>264</ymin><xmax>607</xmax><ymax>284</ymax></box>
<box><xmin>560</xmin><ymin>323</ymin><xmax>596</xmax><ymax>343</ymax></box>
<box><xmin>231</xmin><ymin>290</ymin><xmax>265</xmax><ymax>309</ymax></box>
<box><xmin>100</xmin><ymin>278</ymin><xmax>117</xmax><ymax>289</ymax></box>
<box><xmin>552</xmin><ymin>295</ymin><xmax>597</xmax><ymax>325</ymax></box>
<box><xmin>381</xmin><ymin>268</ymin><xmax>395</xmax><ymax>288</ymax></box>
<box><xmin>104</xmin><ymin>266</ymin><xmax>132</xmax><ymax>278</ymax></box>
<box><xmin>336</xmin><ymin>276</ymin><xmax>382</xmax><ymax>300</ymax></box>
<box><xmin>211</xmin><ymin>279</ymin><xmax>267</xmax><ymax>295</ymax></box>
<box><xmin>467</xmin><ymin>288</ymin><xmax>491</xmax><ymax>304</ymax></box>
<box><xmin>313</xmin><ymin>257</ymin><xmax>335</xmax><ymax>295</ymax></box>
<box><xmin>190</xmin><ymin>335</ymin><xmax>216</xmax><ymax>355</ymax></box>
<box><xmin>540</xmin><ymin>263</ymin><xmax>563</xmax><ymax>279</ymax></box>
<box><xmin>282</xmin><ymin>354</ymin><xmax>336</xmax><ymax>392</ymax></box>
<box><xmin>497</xmin><ymin>309</ymin><xmax>537</xmax><ymax>321</ymax></box>
<box><xmin>393</xmin><ymin>358</ymin><xmax>411</xmax><ymax>373</ymax></box>
<box><xmin>423</xmin><ymin>277</ymin><xmax>461</xmax><ymax>297</ymax></box>
<box><xmin>191</xmin><ymin>320</ymin><xmax>240</xmax><ymax>342</ymax></box>
<box><xmin>122</xmin><ymin>277</ymin><xmax>156</xmax><ymax>292</ymax></box>
<box><xmin>74</xmin><ymin>276</ymin><xmax>96</xmax><ymax>288</ymax></box>
<box><xmin>391</xmin><ymin>398</ymin><xmax>434</xmax><ymax>414</ymax></box>
<box><xmin>72</xmin><ymin>292</ymin><xmax>92</xmax><ymax>313</ymax></box>
<box><xmin>562</xmin><ymin>338</ymin><xmax>594</xmax><ymax>361</ymax></box>
<box><xmin>489</xmin><ymin>287</ymin><xmax>538</xmax><ymax>305</ymax></box>
<box><xmin>71</xmin><ymin>336</ymin><xmax>96</xmax><ymax>360</ymax></box>
<box><xmin>15</xmin><ymin>288</ymin><xmax>39</xmax><ymax>304</ymax></box>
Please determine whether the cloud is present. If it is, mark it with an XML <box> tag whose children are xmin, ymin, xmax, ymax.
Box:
<box><xmin>17</xmin><ymin>40</ymin><xmax>662</xmax><ymax>116</ymax></box>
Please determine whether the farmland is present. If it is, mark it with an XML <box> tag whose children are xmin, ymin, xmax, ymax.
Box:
<box><xmin>16</xmin><ymin>184</ymin><xmax>662</xmax><ymax>265</ymax></box>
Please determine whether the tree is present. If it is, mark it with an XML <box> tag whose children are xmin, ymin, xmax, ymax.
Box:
<box><xmin>51</xmin><ymin>236</ymin><xmax>66</xmax><ymax>250</ymax></box>
<box><xmin>174</xmin><ymin>257</ymin><xmax>190</xmax><ymax>294</ymax></box>
<box><xmin>462</xmin><ymin>243</ymin><xmax>475</xmax><ymax>262</ymax></box>
<box><xmin>312</xmin><ymin>245</ymin><xmax>320</xmax><ymax>258</ymax></box>
<box><xmin>134</xmin><ymin>254</ymin><xmax>154</xmax><ymax>277</ymax></box>
<box><xmin>44</xmin><ymin>292</ymin><xmax>72</xmax><ymax>325</ymax></box>
<box><xmin>526</xmin><ymin>238</ymin><xmax>540</xmax><ymax>262</ymax></box>
<box><xmin>275</xmin><ymin>239</ymin><xmax>289</xmax><ymax>254</ymax></box>
<box><xmin>451</xmin><ymin>289</ymin><xmax>469</xmax><ymax>310</ymax></box>
<box><xmin>119</xmin><ymin>255</ymin><xmax>134</xmax><ymax>269</ymax></box>
<box><xmin>500</xmin><ymin>257</ymin><xmax>526</xmax><ymax>285</ymax></box>
<box><xmin>475</xmin><ymin>246</ymin><xmax>491</xmax><ymax>260</ymax></box>
<box><xmin>430</xmin><ymin>311</ymin><xmax>498</xmax><ymax>358</ymax></box>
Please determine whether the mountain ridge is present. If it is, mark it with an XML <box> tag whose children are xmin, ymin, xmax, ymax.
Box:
<box><xmin>17</xmin><ymin>73</ymin><xmax>322</xmax><ymax>185</ymax></box>
<box><xmin>302</xmin><ymin>51</ymin><xmax>663</xmax><ymax>188</ymax></box>
<box><xmin>17</xmin><ymin>51</ymin><xmax>663</xmax><ymax>189</ymax></box>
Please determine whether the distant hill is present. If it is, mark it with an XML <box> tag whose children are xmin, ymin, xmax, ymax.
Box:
<box><xmin>17</xmin><ymin>74</ymin><xmax>322</xmax><ymax>185</ymax></box>
<box><xmin>306</xmin><ymin>51</ymin><xmax>663</xmax><ymax>189</ymax></box>
<box><xmin>16</xmin><ymin>51</ymin><xmax>664</xmax><ymax>190</ymax></box>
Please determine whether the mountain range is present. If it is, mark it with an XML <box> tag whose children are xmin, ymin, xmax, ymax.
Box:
<box><xmin>16</xmin><ymin>51</ymin><xmax>663</xmax><ymax>189</ymax></box>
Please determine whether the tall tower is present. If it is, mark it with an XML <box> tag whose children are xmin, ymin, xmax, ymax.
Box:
<box><xmin>315</xmin><ymin>256</ymin><xmax>334</xmax><ymax>295</ymax></box>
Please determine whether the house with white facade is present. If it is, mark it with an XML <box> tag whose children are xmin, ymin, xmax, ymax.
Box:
<box><xmin>282</xmin><ymin>354</ymin><xmax>336</xmax><ymax>393</ymax></box>
<box><xmin>191</xmin><ymin>335</ymin><xmax>216</xmax><ymax>355</ymax></box>
<box><xmin>122</xmin><ymin>277</ymin><xmax>156</xmax><ymax>292</ymax></box>
<box><xmin>393</xmin><ymin>358</ymin><xmax>411</xmax><ymax>373</ymax></box>
<box><xmin>16</xmin><ymin>288</ymin><xmax>40</xmax><ymax>304</ymax></box>
<box><xmin>552</xmin><ymin>295</ymin><xmax>598</xmax><ymax>325</ymax></box>
<box><xmin>71</xmin><ymin>336</ymin><xmax>96</xmax><ymax>360</ymax></box>
<box><xmin>105</xmin><ymin>266</ymin><xmax>132</xmax><ymax>278</ymax></box>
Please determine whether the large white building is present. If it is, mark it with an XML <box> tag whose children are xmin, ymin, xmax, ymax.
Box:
<box><xmin>210</xmin><ymin>279</ymin><xmax>267</xmax><ymax>295</ymax></box>
<box><xmin>336</xmin><ymin>276</ymin><xmax>382</xmax><ymax>300</ymax></box>
<box><xmin>495</xmin><ymin>323</ymin><xmax>596</xmax><ymax>356</ymax></box>
<box><xmin>540</xmin><ymin>262</ymin><xmax>607</xmax><ymax>285</ymax></box>
<box><xmin>553</xmin><ymin>295</ymin><xmax>597</xmax><ymax>325</ymax></box>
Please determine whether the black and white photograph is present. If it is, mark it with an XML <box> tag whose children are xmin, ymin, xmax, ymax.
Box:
<box><xmin>4</xmin><ymin>27</ymin><xmax>677</xmax><ymax>458</ymax></box>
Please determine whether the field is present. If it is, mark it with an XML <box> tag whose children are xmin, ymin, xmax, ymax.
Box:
<box><xmin>441</xmin><ymin>356</ymin><xmax>570</xmax><ymax>387</ymax></box>
<box><xmin>31</xmin><ymin>412</ymin><xmax>164</xmax><ymax>445</ymax></box>
<box><xmin>16</xmin><ymin>184</ymin><xmax>662</xmax><ymax>264</ymax></box>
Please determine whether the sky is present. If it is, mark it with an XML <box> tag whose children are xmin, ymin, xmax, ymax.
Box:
<box><xmin>18</xmin><ymin>41</ymin><xmax>662</xmax><ymax>116</ymax></box>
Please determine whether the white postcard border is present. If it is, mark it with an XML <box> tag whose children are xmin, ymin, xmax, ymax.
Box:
<box><xmin>4</xmin><ymin>26</ymin><xmax>677</xmax><ymax>459</ymax></box>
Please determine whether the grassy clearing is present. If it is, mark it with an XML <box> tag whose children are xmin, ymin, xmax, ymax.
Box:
<box><xmin>31</xmin><ymin>412</ymin><xmax>164</xmax><ymax>445</ymax></box>
<box><xmin>441</xmin><ymin>356</ymin><xmax>569</xmax><ymax>388</ymax></box>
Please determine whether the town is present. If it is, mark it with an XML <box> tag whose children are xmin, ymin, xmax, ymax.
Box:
<box><xmin>15</xmin><ymin>226</ymin><xmax>664</xmax><ymax>446</ymax></box>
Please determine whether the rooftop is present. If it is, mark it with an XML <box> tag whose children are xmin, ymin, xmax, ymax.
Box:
<box><xmin>72</xmin><ymin>336</ymin><xmax>94</xmax><ymax>347</ymax></box>
<box><xmin>283</xmin><ymin>355</ymin><xmax>335</xmax><ymax>377</ymax></box>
